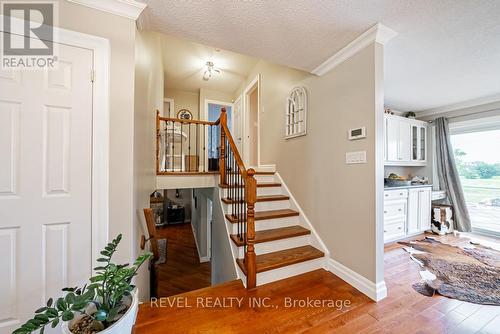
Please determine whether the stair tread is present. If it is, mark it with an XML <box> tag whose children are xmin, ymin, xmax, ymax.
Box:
<box><xmin>236</xmin><ymin>245</ymin><xmax>324</xmax><ymax>274</ymax></box>
<box><xmin>230</xmin><ymin>225</ymin><xmax>310</xmax><ymax>246</ymax></box>
<box><xmin>225</xmin><ymin>209</ymin><xmax>299</xmax><ymax>224</ymax></box>
<box><xmin>222</xmin><ymin>194</ymin><xmax>289</xmax><ymax>204</ymax></box>
<box><xmin>226</xmin><ymin>171</ymin><xmax>274</xmax><ymax>175</ymax></box>
<box><xmin>219</xmin><ymin>182</ymin><xmax>281</xmax><ymax>188</ymax></box>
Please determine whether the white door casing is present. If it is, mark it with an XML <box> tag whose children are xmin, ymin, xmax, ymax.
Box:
<box><xmin>0</xmin><ymin>25</ymin><xmax>110</xmax><ymax>333</ymax></box>
<box><xmin>203</xmin><ymin>99</ymin><xmax>234</xmax><ymax>171</ymax></box>
<box><xmin>233</xmin><ymin>95</ymin><xmax>243</xmax><ymax>153</ymax></box>
<box><xmin>242</xmin><ymin>74</ymin><xmax>260</xmax><ymax>167</ymax></box>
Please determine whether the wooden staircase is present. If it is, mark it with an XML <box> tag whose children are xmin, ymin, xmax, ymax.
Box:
<box><xmin>217</xmin><ymin>108</ymin><xmax>326</xmax><ymax>288</ymax></box>
<box><xmin>220</xmin><ymin>170</ymin><xmax>326</xmax><ymax>287</ymax></box>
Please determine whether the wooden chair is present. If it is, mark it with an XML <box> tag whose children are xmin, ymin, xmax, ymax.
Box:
<box><xmin>141</xmin><ymin>208</ymin><xmax>160</xmax><ymax>298</ymax></box>
<box><xmin>141</xmin><ymin>208</ymin><xmax>160</xmax><ymax>261</ymax></box>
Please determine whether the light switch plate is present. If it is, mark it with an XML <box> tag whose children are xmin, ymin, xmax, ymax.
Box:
<box><xmin>346</xmin><ymin>151</ymin><xmax>367</xmax><ymax>164</ymax></box>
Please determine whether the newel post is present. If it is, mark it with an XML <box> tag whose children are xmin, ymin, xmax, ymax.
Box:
<box><xmin>245</xmin><ymin>168</ymin><xmax>257</xmax><ymax>289</ymax></box>
<box><xmin>156</xmin><ymin>110</ymin><xmax>160</xmax><ymax>174</ymax></box>
<box><xmin>219</xmin><ymin>108</ymin><xmax>227</xmax><ymax>185</ymax></box>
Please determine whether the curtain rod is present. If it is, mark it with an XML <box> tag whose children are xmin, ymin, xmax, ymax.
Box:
<box><xmin>426</xmin><ymin>107</ymin><xmax>500</xmax><ymax>123</ymax></box>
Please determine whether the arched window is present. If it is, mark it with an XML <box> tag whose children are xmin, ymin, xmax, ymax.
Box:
<box><xmin>286</xmin><ymin>87</ymin><xmax>307</xmax><ymax>138</ymax></box>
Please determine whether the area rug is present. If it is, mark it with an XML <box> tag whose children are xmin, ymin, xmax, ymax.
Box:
<box><xmin>399</xmin><ymin>237</ymin><xmax>500</xmax><ymax>305</ymax></box>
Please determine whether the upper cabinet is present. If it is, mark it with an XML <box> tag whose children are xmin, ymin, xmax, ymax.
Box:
<box><xmin>385</xmin><ymin>115</ymin><xmax>427</xmax><ymax>166</ymax></box>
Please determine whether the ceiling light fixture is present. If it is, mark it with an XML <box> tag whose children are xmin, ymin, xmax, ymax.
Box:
<box><xmin>203</xmin><ymin>61</ymin><xmax>221</xmax><ymax>81</ymax></box>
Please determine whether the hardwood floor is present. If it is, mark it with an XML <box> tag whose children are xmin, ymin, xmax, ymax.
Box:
<box><xmin>136</xmin><ymin>232</ymin><xmax>500</xmax><ymax>333</ymax></box>
<box><xmin>155</xmin><ymin>223</ymin><xmax>211</xmax><ymax>297</ymax></box>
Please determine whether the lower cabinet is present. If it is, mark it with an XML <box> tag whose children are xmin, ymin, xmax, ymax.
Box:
<box><xmin>384</xmin><ymin>187</ymin><xmax>432</xmax><ymax>243</ymax></box>
<box><xmin>407</xmin><ymin>188</ymin><xmax>432</xmax><ymax>235</ymax></box>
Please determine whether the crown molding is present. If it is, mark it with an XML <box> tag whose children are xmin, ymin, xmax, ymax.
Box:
<box><xmin>311</xmin><ymin>23</ymin><xmax>397</xmax><ymax>76</ymax></box>
<box><xmin>416</xmin><ymin>93</ymin><xmax>500</xmax><ymax>118</ymax></box>
<box><xmin>66</xmin><ymin>0</ymin><xmax>147</xmax><ymax>20</ymax></box>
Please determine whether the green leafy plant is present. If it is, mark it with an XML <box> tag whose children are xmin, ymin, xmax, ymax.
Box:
<box><xmin>14</xmin><ymin>234</ymin><xmax>152</xmax><ymax>334</ymax></box>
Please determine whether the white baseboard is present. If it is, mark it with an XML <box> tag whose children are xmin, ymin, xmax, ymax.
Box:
<box><xmin>199</xmin><ymin>256</ymin><xmax>210</xmax><ymax>263</ymax></box>
<box><xmin>190</xmin><ymin>221</ymin><xmax>205</xmax><ymax>263</ymax></box>
<box><xmin>327</xmin><ymin>258</ymin><xmax>387</xmax><ymax>301</ymax></box>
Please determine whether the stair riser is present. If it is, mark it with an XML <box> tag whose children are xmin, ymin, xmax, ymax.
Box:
<box><xmin>257</xmin><ymin>186</ymin><xmax>283</xmax><ymax>196</ymax></box>
<box><xmin>254</xmin><ymin>174</ymin><xmax>276</xmax><ymax>183</ymax></box>
<box><xmin>224</xmin><ymin>200</ymin><xmax>290</xmax><ymax>214</ymax></box>
<box><xmin>256</xmin><ymin>257</ymin><xmax>326</xmax><ymax>286</ymax></box>
<box><xmin>230</xmin><ymin>216</ymin><xmax>299</xmax><ymax>234</ymax></box>
<box><xmin>235</xmin><ymin>235</ymin><xmax>311</xmax><ymax>257</ymax></box>
<box><xmin>222</xmin><ymin>186</ymin><xmax>283</xmax><ymax>198</ymax></box>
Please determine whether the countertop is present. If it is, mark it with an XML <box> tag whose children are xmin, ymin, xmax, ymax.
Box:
<box><xmin>384</xmin><ymin>184</ymin><xmax>433</xmax><ymax>190</ymax></box>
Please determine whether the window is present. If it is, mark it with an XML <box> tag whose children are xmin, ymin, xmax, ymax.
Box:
<box><xmin>451</xmin><ymin>125</ymin><xmax>500</xmax><ymax>235</ymax></box>
<box><xmin>285</xmin><ymin>87</ymin><xmax>307</xmax><ymax>138</ymax></box>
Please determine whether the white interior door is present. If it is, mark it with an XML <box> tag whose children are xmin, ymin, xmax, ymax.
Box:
<box><xmin>233</xmin><ymin>96</ymin><xmax>243</xmax><ymax>154</ymax></box>
<box><xmin>0</xmin><ymin>36</ymin><xmax>93</xmax><ymax>333</ymax></box>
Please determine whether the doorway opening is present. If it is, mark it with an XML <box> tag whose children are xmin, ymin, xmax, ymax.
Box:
<box><xmin>149</xmin><ymin>188</ymin><xmax>212</xmax><ymax>297</ymax></box>
<box><xmin>206</xmin><ymin>100</ymin><xmax>232</xmax><ymax>171</ymax></box>
<box><xmin>451</xmin><ymin>122</ymin><xmax>500</xmax><ymax>235</ymax></box>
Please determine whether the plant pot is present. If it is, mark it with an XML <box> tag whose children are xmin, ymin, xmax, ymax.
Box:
<box><xmin>62</xmin><ymin>290</ymin><xmax>139</xmax><ymax>334</ymax></box>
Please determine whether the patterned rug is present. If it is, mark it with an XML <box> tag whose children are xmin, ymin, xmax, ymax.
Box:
<box><xmin>399</xmin><ymin>237</ymin><xmax>500</xmax><ymax>305</ymax></box>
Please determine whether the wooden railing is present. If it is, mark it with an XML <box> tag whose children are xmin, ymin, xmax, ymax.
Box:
<box><xmin>219</xmin><ymin>108</ymin><xmax>257</xmax><ymax>289</ymax></box>
<box><xmin>155</xmin><ymin>108</ymin><xmax>257</xmax><ymax>288</ymax></box>
<box><xmin>156</xmin><ymin>111</ymin><xmax>220</xmax><ymax>174</ymax></box>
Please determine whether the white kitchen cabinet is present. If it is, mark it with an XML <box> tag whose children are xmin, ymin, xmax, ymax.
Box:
<box><xmin>407</xmin><ymin>189</ymin><xmax>420</xmax><ymax>234</ymax></box>
<box><xmin>385</xmin><ymin>115</ymin><xmax>427</xmax><ymax>166</ymax></box>
<box><xmin>411</xmin><ymin>124</ymin><xmax>427</xmax><ymax>163</ymax></box>
<box><xmin>383</xmin><ymin>189</ymin><xmax>408</xmax><ymax>242</ymax></box>
<box><xmin>386</xmin><ymin>117</ymin><xmax>399</xmax><ymax>161</ymax></box>
<box><xmin>399</xmin><ymin>121</ymin><xmax>412</xmax><ymax>161</ymax></box>
<box><xmin>407</xmin><ymin>187</ymin><xmax>432</xmax><ymax>234</ymax></box>
<box><xmin>384</xmin><ymin>186</ymin><xmax>432</xmax><ymax>242</ymax></box>
<box><xmin>419</xmin><ymin>187</ymin><xmax>432</xmax><ymax>231</ymax></box>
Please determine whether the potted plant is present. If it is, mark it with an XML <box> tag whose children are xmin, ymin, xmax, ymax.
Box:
<box><xmin>405</xmin><ymin>111</ymin><xmax>416</xmax><ymax>119</ymax></box>
<box><xmin>14</xmin><ymin>235</ymin><xmax>151</xmax><ymax>334</ymax></box>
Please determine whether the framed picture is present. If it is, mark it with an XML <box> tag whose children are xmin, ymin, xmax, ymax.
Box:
<box><xmin>177</xmin><ymin>109</ymin><xmax>193</xmax><ymax>120</ymax></box>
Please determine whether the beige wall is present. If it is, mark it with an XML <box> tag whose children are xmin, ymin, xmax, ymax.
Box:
<box><xmin>191</xmin><ymin>188</ymin><xmax>209</xmax><ymax>260</ymax></box>
<box><xmin>57</xmin><ymin>1</ymin><xmax>137</xmax><ymax>264</ymax></box>
<box><xmin>234</xmin><ymin>61</ymin><xmax>310</xmax><ymax>165</ymax></box>
<box><xmin>165</xmin><ymin>88</ymin><xmax>233</xmax><ymax>121</ymax></box>
<box><xmin>235</xmin><ymin>44</ymin><xmax>385</xmax><ymax>284</ymax></box>
<box><xmin>134</xmin><ymin>30</ymin><xmax>164</xmax><ymax>300</ymax></box>
<box><xmin>165</xmin><ymin>88</ymin><xmax>200</xmax><ymax>119</ymax></box>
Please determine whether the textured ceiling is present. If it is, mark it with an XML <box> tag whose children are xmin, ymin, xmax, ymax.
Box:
<box><xmin>139</xmin><ymin>0</ymin><xmax>500</xmax><ymax>111</ymax></box>
<box><xmin>159</xmin><ymin>33</ymin><xmax>258</xmax><ymax>94</ymax></box>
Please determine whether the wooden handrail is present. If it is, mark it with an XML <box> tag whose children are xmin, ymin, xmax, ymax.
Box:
<box><xmin>156</xmin><ymin>112</ymin><xmax>220</xmax><ymax>173</ymax></box>
<box><xmin>158</xmin><ymin>116</ymin><xmax>218</xmax><ymax>126</ymax></box>
<box><xmin>154</xmin><ymin>108</ymin><xmax>257</xmax><ymax>289</ymax></box>
<box><xmin>219</xmin><ymin>107</ymin><xmax>257</xmax><ymax>289</ymax></box>
<box><xmin>219</xmin><ymin>111</ymin><xmax>247</xmax><ymax>178</ymax></box>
